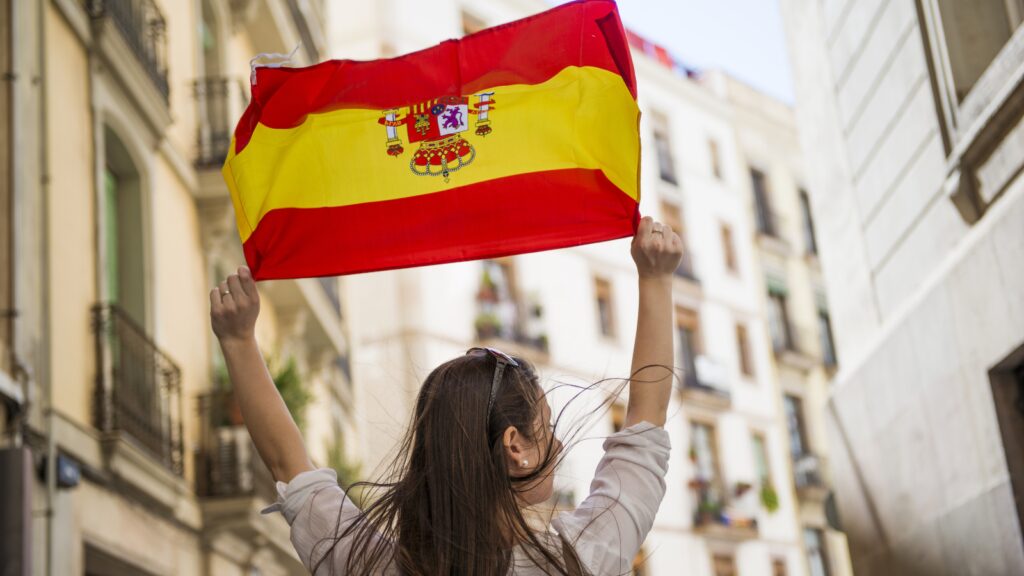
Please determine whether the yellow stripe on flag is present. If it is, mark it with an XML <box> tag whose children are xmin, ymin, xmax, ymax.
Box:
<box><xmin>225</xmin><ymin>65</ymin><xmax>639</xmax><ymax>243</ymax></box>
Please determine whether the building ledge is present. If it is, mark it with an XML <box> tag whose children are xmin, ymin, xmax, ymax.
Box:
<box><xmin>692</xmin><ymin>518</ymin><xmax>759</xmax><ymax>541</ymax></box>
<box><xmin>776</xmin><ymin>346</ymin><xmax>819</xmax><ymax>372</ymax></box>
<box><xmin>100</xmin><ymin>431</ymin><xmax>190</xmax><ymax>513</ymax></box>
<box><xmin>477</xmin><ymin>337</ymin><xmax>550</xmax><ymax>366</ymax></box>
<box><xmin>756</xmin><ymin>232</ymin><xmax>791</xmax><ymax>257</ymax></box>
<box><xmin>678</xmin><ymin>383</ymin><xmax>731</xmax><ymax>410</ymax></box>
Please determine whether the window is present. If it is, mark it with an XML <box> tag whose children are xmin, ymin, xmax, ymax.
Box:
<box><xmin>461</xmin><ymin>11</ymin><xmax>487</xmax><ymax>36</ymax></box>
<box><xmin>783</xmin><ymin>395</ymin><xmax>808</xmax><ymax>457</ymax></box>
<box><xmin>935</xmin><ymin>0</ymin><xmax>1024</xmax><ymax>102</ymax></box>
<box><xmin>804</xmin><ymin>528</ymin><xmax>831</xmax><ymax>576</ymax></box>
<box><xmin>477</xmin><ymin>259</ymin><xmax>521</xmax><ymax>341</ymax></box>
<box><xmin>676</xmin><ymin>306</ymin><xmax>700</xmax><ymax>386</ymax></box>
<box><xmin>652</xmin><ymin>113</ymin><xmax>678</xmax><ymax>184</ymax></box>
<box><xmin>736</xmin><ymin>323</ymin><xmax>754</xmax><ymax>377</ymax></box>
<box><xmin>818</xmin><ymin>309</ymin><xmax>837</xmax><ymax>368</ymax></box>
<box><xmin>988</xmin><ymin>343</ymin><xmax>1024</xmax><ymax>538</ymax></box>
<box><xmin>594</xmin><ymin>277</ymin><xmax>615</xmax><ymax>337</ymax></box>
<box><xmin>690</xmin><ymin>420</ymin><xmax>720</xmax><ymax>485</ymax></box>
<box><xmin>662</xmin><ymin>200</ymin><xmax>696</xmax><ymax>279</ymax></box>
<box><xmin>799</xmin><ymin>189</ymin><xmax>818</xmax><ymax>255</ymax></box>
<box><xmin>103</xmin><ymin>126</ymin><xmax>147</xmax><ymax>327</ymax></box>
<box><xmin>766</xmin><ymin>287</ymin><xmax>793</xmax><ymax>352</ymax></box>
<box><xmin>712</xmin><ymin>553</ymin><xmax>737</xmax><ymax>576</ymax></box>
<box><xmin>721</xmin><ymin>224</ymin><xmax>737</xmax><ymax>273</ymax></box>
<box><xmin>773</xmin><ymin>558</ymin><xmax>789</xmax><ymax>576</ymax></box>
<box><xmin>750</xmin><ymin>168</ymin><xmax>777</xmax><ymax>237</ymax></box>
<box><xmin>752</xmin><ymin>431</ymin><xmax>772</xmax><ymax>484</ymax></box>
<box><xmin>708</xmin><ymin>138</ymin><xmax>723</xmax><ymax>179</ymax></box>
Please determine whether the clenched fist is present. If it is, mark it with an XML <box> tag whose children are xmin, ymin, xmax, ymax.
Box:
<box><xmin>210</xmin><ymin>266</ymin><xmax>260</xmax><ymax>343</ymax></box>
<box><xmin>631</xmin><ymin>216</ymin><xmax>684</xmax><ymax>278</ymax></box>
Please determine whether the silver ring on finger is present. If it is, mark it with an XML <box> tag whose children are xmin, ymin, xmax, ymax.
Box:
<box><xmin>221</xmin><ymin>289</ymin><xmax>231</xmax><ymax>297</ymax></box>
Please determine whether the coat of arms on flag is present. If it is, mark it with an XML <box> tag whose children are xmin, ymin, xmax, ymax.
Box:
<box><xmin>378</xmin><ymin>93</ymin><xmax>496</xmax><ymax>181</ymax></box>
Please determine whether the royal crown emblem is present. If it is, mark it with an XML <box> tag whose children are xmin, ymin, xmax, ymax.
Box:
<box><xmin>378</xmin><ymin>92</ymin><xmax>495</xmax><ymax>182</ymax></box>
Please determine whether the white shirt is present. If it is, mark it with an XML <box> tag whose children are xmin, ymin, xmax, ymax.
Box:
<box><xmin>263</xmin><ymin>421</ymin><xmax>671</xmax><ymax>574</ymax></box>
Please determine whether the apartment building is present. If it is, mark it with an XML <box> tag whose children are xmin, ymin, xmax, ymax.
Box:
<box><xmin>325</xmin><ymin>1</ymin><xmax>828</xmax><ymax>574</ymax></box>
<box><xmin>0</xmin><ymin>1</ymin><xmax>355</xmax><ymax>574</ymax></box>
<box><xmin>780</xmin><ymin>0</ymin><xmax>1024</xmax><ymax>574</ymax></box>
<box><xmin>705</xmin><ymin>71</ymin><xmax>852</xmax><ymax>576</ymax></box>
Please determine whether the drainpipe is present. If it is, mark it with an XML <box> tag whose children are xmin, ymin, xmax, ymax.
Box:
<box><xmin>36</xmin><ymin>0</ymin><xmax>57</xmax><ymax>574</ymax></box>
<box><xmin>6</xmin><ymin>0</ymin><xmax>19</xmax><ymax>436</ymax></box>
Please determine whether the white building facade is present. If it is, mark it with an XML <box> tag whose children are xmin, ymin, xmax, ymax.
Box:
<box><xmin>780</xmin><ymin>0</ymin><xmax>1024</xmax><ymax>574</ymax></box>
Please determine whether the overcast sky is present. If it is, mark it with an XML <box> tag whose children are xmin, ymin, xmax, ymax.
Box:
<box><xmin>586</xmin><ymin>0</ymin><xmax>796</xmax><ymax>103</ymax></box>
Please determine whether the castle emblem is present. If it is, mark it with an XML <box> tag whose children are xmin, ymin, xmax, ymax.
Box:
<box><xmin>378</xmin><ymin>92</ymin><xmax>495</xmax><ymax>182</ymax></box>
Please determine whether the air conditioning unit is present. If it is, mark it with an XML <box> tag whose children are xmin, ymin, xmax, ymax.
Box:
<box><xmin>0</xmin><ymin>447</ymin><xmax>32</xmax><ymax>576</ymax></box>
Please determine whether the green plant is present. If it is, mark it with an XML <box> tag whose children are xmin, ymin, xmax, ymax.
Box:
<box><xmin>327</xmin><ymin>433</ymin><xmax>364</xmax><ymax>506</ymax></box>
<box><xmin>760</xmin><ymin>483</ymin><xmax>780</xmax><ymax>513</ymax></box>
<box><xmin>474</xmin><ymin>311</ymin><xmax>502</xmax><ymax>336</ymax></box>
<box><xmin>270</xmin><ymin>357</ymin><xmax>313</xmax><ymax>431</ymax></box>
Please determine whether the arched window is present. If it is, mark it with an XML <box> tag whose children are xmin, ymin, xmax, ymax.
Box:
<box><xmin>102</xmin><ymin>125</ymin><xmax>147</xmax><ymax>327</ymax></box>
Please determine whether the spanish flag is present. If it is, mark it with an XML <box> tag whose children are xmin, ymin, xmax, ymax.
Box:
<box><xmin>224</xmin><ymin>0</ymin><xmax>640</xmax><ymax>279</ymax></box>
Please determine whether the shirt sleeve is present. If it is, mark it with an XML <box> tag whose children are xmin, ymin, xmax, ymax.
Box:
<box><xmin>550</xmin><ymin>421</ymin><xmax>671</xmax><ymax>574</ymax></box>
<box><xmin>261</xmin><ymin>468</ymin><xmax>380</xmax><ymax>574</ymax></box>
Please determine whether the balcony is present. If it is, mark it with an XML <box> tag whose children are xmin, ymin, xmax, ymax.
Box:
<box><xmin>193</xmin><ymin>76</ymin><xmax>249</xmax><ymax>169</ymax></box>
<box><xmin>475</xmin><ymin>262</ymin><xmax>548</xmax><ymax>361</ymax></box>
<box><xmin>690</xmin><ymin>479</ymin><xmax>759</xmax><ymax>541</ymax></box>
<box><xmin>772</xmin><ymin>326</ymin><xmax>819</xmax><ymax>372</ymax></box>
<box><xmin>678</xmin><ymin>356</ymin><xmax>731</xmax><ymax>410</ymax></box>
<box><xmin>754</xmin><ymin>209</ymin><xmax>790</xmax><ymax>256</ymax></box>
<box><xmin>793</xmin><ymin>453</ymin><xmax>831</xmax><ymax>503</ymax></box>
<box><xmin>92</xmin><ymin>303</ymin><xmax>183</xmax><ymax>477</ymax></box>
<box><xmin>87</xmin><ymin>0</ymin><xmax>169</xmax><ymax>101</ymax></box>
<box><xmin>195</xmin><ymin>390</ymin><xmax>277</xmax><ymax>503</ymax></box>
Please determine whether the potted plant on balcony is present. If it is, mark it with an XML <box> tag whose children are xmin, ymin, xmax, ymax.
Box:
<box><xmin>476</xmin><ymin>267</ymin><xmax>499</xmax><ymax>303</ymax></box>
<box><xmin>760</xmin><ymin>482</ymin><xmax>780</xmax><ymax>513</ymax></box>
<box><xmin>270</xmin><ymin>356</ymin><xmax>313</xmax><ymax>431</ymax></box>
<box><xmin>695</xmin><ymin>494</ymin><xmax>722</xmax><ymax>526</ymax></box>
<box><xmin>475</xmin><ymin>311</ymin><xmax>502</xmax><ymax>340</ymax></box>
<box><xmin>734</xmin><ymin>481</ymin><xmax>753</xmax><ymax>496</ymax></box>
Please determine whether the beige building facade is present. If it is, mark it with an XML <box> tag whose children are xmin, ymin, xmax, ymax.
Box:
<box><xmin>780</xmin><ymin>0</ymin><xmax>1024</xmax><ymax>574</ymax></box>
<box><xmin>0</xmin><ymin>1</ymin><xmax>356</xmax><ymax>575</ymax></box>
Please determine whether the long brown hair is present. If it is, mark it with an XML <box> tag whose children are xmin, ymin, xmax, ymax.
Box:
<box><xmin>311</xmin><ymin>352</ymin><xmax>595</xmax><ymax>575</ymax></box>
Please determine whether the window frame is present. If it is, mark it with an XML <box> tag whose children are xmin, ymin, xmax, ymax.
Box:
<box><xmin>594</xmin><ymin>276</ymin><xmax>616</xmax><ymax>338</ymax></box>
<box><xmin>651</xmin><ymin>112</ymin><xmax>679</xmax><ymax>185</ymax></box>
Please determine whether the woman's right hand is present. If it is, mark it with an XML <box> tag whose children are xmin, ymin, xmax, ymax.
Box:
<box><xmin>210</xmin><ymin>266</ymin><xmax>260</xmax><ymax>344</ymax></box>
<box><xmin>630</xmin><ymin>216</ymin><xmax>684</xmax><ymax>279</ymax></box>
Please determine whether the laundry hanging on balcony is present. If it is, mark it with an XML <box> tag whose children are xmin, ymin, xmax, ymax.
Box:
<box><xmin>222</xmin><ymin>0</ymin><xmax>640</xmax><ymax>279</ymax></box>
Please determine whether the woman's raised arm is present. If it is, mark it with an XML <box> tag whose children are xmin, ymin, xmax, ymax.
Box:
<box><xmin>210</xmin><ymin>267</ymin><xmax>314</xmax><ymax>482</ymax></box>
<box><xmin>625</xmin><ymin>216</ymin><xmax>683</xmax><ymax>428</ymax></box>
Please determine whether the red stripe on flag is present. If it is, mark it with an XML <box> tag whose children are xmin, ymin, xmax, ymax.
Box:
<box><xmin>242</xmin><ymin>168</ymin><xmax>639</xmax><ymax>279</ymax></box>
<box><xmin>234</xmin><ymin>0</ymin><xmax>635</xmax><ymax>154</ymax></box>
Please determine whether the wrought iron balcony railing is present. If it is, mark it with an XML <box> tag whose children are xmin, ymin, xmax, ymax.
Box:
<box><xmin>754</xmin><ymin>206</ymin><xmax>783</xmax><ymax>239</ymax></box>
<box><xmin>195</xmin><ymin>390</ymin><xmax>277</xmax><ymax>502</ymax></box>
<box><xmin>793</xmin><ymin>452</ymin><xmax>830</xmax><ymax>490</ymax></box>
<box><xmin>87</xmin><ymin>0</ymin><xmax>169</xmax><ymax>101</ymax></box>
<box><xmin>92</xmin><ymin>303</ymin><xmax>183</xmax><ymax>475</ymax></box>
<box><xmin>193</xmin><ymin>76</ymin><xmax>250</xmax><ymax>168</ymax></box>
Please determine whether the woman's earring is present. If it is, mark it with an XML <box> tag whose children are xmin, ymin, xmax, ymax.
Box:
<box><xmin>521</xmin><ymin>459</ymin><xmax>529</xmax><ymax>468</ymax></box>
